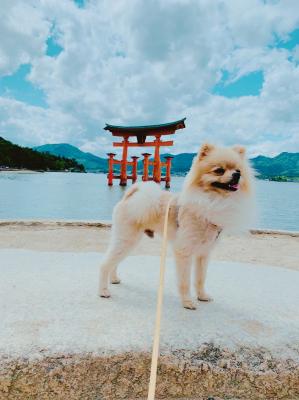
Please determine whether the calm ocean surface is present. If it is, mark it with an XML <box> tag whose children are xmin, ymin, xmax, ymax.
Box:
<box><xmin>0</xmin><ymin>172</ymin><xmax>298</xmax><ymax>231</ymax></box>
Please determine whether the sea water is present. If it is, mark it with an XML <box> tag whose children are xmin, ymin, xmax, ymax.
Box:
<box><xmin>0</xmin><ymin>172</ymin><xmax>298</xmax><ymax>231</ymax></box>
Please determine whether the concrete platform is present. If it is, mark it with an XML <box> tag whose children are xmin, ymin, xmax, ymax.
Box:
<box><xmin>1</xmin><ymin>249</ymin><xmax>299</xmax><ymax>399</ymax></box>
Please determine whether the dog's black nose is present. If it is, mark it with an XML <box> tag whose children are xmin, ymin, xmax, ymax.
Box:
<box><xmin>232</xmin><ymin>171</ymin><xmax>241</xmax><ymax>182</ymax></box>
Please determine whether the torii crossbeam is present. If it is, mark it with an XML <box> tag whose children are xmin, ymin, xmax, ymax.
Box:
<box><xmin>104</xmin><ymin>118</ymin><xmax>186</xmax><ymax>188</ymax></box>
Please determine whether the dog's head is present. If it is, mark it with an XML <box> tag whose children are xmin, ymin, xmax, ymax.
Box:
<box><xmin>185</xmin><ymin>143</ymin><xmax>253</xmax><ymax>196</ymax></box>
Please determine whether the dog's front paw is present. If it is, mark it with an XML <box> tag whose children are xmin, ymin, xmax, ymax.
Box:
<box><xmin>197</xmin><ymin>291</ymin><xmax>213</xmax><ymax>302</ymax></box>
<box><xmin>183</xmin><ymin>300</ymin><xmax>197</xmax><ymax>310</ymax></box>
<box><xmin>99</xmin><ymin>288</ymin><xmax>111</xmax><ymax>298</ymax></box>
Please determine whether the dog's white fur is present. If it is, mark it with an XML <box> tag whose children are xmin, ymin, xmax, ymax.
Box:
<box><xmin>99</xmin><ymin>144</ymin><xmax>255</xmax><ymax>309</ymax></box>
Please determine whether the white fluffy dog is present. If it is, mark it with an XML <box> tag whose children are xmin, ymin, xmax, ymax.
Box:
<box><xmin>99</xmin><ymin>143</ymin><xmax>255</xmax><ymax>309</ymax></box>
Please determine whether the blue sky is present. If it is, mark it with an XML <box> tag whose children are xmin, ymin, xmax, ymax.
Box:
<box><xmin>46</xmin><ymin>36</ymin><xmax>63</xmax><ymax>58</ymax></box>
<box><xmin>212</xmin><ymin>70</ymin><xmax>264</xmax><ymax>97</ymax></box>
<box><xmin>0</xmin><ymin>64</ymin><xmax>48</xmax><ymax>107</ymax></box>
<box><xmin>275</xmin><ymin>28</ymin><xmax>299</xmax><ymax>50</ymax></box>
<box><xmin>0</xmin><ymin>0</ymin><xmax>299</xmax><ymax>157</ymax></box>
<box><xmin>73</xmin><ymin>0</ymin><xmax>85</xmax><ymax>8</ymax></box>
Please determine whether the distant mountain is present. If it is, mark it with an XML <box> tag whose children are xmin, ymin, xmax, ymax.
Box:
<box><xmin>251</xmin><ymin>152</ymin><xmax>299</xmax><ymax>179</ymax></box>
<box><xmin>0</xmin><ymin>137</ymin><xmax>85</xmax><ymax>172</ymax></box>
<box><xmin>34</xmin><ymin>143</ymin><xmax>107</xmax><ymax>172</ymax></box>
<box><xmin>33</xmin><ymin>143</ymin><xmax>299</xmax><ymax>181</ymax></box>
<box><xmin>160</xmin><ymin>153</ymin><xmax>196</xmax><ymax>175</ymax></box>
<box><xmin>161</xmin><ymin>152</ymin><xmax>299</xmax><ymax>180</ymax></box>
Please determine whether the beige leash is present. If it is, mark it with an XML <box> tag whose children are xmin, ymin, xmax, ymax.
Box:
<box><xmin>147</xmin><ymin>199</ymin><xmax>171</xmax><ymax>400</ymax></box>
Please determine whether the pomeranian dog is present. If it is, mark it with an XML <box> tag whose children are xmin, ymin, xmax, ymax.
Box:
<box><xmin>99</xmin><ymin>143</ymin><xmax>255</xmax><ymax>309</ymax></box>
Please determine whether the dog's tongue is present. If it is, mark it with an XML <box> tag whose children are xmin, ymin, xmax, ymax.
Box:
<box><xmin>230</xmin><ymin>183</ymin><xmax>239</xmax><ymax>190</ymax></box>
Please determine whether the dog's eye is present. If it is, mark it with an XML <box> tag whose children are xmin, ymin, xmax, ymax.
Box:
<box><xmin>214</xmin><ymin>167</ymin><xmax>225</xmax><ymax>175</ymax></box>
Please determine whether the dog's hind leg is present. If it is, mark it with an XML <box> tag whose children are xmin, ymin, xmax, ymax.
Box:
<box><xmin>110</xmin><ymin>265</ymin><xmax>121</xmax><ymax>284</ymax></box>
<box><xmin>174</xmin><ymin>252</ymin><xmax>196</xmax><ymax>310</ymax></box>
<box><xmin>195</xmin><ymin>255</ymin><xmax>213</xmax><ymax>302</ymax></box>
<box><xmin>98</xmin><ymin>228</ymin><xmax>142</xmax><ymax>298</ymax></box>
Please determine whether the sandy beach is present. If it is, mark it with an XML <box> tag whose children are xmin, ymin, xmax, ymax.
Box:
<box><xmin>0</xmin><ymin>220</ymin><xmax>298</xmax><ymax>270</ymax></box>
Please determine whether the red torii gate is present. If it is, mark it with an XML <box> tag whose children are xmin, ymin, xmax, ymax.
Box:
<box><xmin>104</xmin><ymin>118</ymin><xmax>186</xmax><ymax>188</ymax></box>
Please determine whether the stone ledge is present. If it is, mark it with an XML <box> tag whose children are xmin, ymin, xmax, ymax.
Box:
<box><xmin>1</xmin><ymin>248</ymin><xmax>299</xmax><ymax>399</ymax></box>
<box><xmin>1</xmin><ymin>346</ymin><xmax>299</xmax><ymax>400</ymax></box>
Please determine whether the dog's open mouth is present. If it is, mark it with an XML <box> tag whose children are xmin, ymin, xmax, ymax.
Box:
<box><xmin>211</xmin><ymin>181</ymin><xmax>239</xmax><ymax>191</ymax></box>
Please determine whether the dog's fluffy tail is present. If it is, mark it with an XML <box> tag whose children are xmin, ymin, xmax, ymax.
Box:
<box><xmin>120</xmin><ymin>181</ymin><xmax>163</xmax><ymax>225</ymax></box>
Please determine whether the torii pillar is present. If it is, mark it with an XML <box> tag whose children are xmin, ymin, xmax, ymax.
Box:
<box><xmin>142</xmin><ymin>153</ymin><xmax>151</xmax><ymax>182</ymax></box>
<box><xmin>120</xmin><ymin>136</ymin><xmax>129</xmax><ymax>186</ymax></box>
<box><xmin>164</xmin><ymin>156</ymin><xmax>173</xmax><ymax>188</ymax></box>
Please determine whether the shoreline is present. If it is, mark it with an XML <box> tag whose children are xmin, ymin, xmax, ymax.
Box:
<box><xmin>1</xmin><ymin>220</ymin><xmax>298</xmax><ymax>270</ymax></box>
<box><xmin>1</xmin><ymin>169</ymin><xmax>298</xmax><ymax>181</ymax></box>
<box><xmin>0</xmin><ymin>169</ymin><xmax>85</xmax><ymax>174</ymax></box>
<box><xmin>0</xmin><ymin>168</ymin><xmax>41</xmax><ymax>173</ymax></box>
<box><xmin>0</xmin><ymin>218</ymin><xmax>299</xmax><ymax>236</ymax></box>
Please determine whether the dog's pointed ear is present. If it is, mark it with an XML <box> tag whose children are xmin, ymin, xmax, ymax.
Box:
<box><xmin>233</xmin><ymin>145</ymin><xmax>246</xmax><ymax>158</ymax></box>
<box><xmin>198</xmin><ymin>143</ymin><xmax>215</xmax><ymax>160</ymax></box>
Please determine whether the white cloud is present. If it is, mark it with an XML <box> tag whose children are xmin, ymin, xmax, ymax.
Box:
<box><xmin>0</xmin><ymin>0</ymin><xmax>50</xmax><ymax>75</ymax></box>
<box><xmin>0</xmin><ymin>0</ymin><xmax>299</xmax><ymax>157</ymax></box>
<box><xmin>0</xmin><ymin>97</ymin><xmax>83</xmax><ymax>146</ymax></box>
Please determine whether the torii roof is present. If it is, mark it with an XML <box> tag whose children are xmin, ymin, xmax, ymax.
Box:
<box><xmin>104</xmin><ymin>118</ymin><xmax>186</xmax><ymax>137</ymax></box>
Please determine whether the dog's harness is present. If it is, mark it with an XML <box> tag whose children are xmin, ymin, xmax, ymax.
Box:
<box><xmin>145</xmin><ymin>204</ymin><xmax>222</xmax><ymax>241</ymax></box>
<box><xmin>212</xmin><ymin>223</ymin><xmax>223</xmax><ymax>240</ymax></box>
<box><xmin>173</xmin><ymin>204</ymin><xmax>222</xmax><ymax>241</ymax></box>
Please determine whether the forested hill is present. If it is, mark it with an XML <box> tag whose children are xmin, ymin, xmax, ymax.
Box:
<box><xmin>0</xmin><ymin>137</ymin><xmax>85</xmax><ymax>172</ymax></box>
